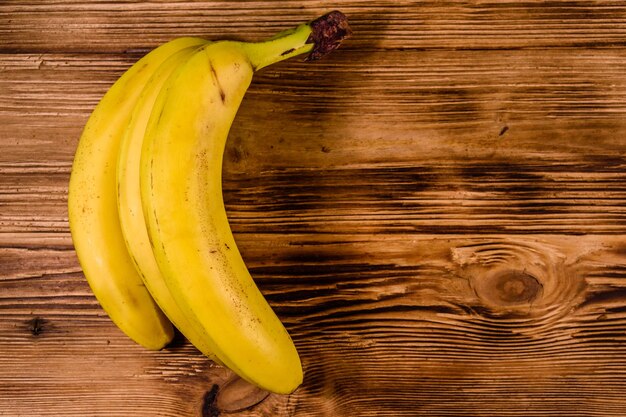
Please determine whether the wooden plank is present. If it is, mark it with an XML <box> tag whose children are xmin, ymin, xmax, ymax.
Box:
<box><xmin>2</xmin><ymin>156</ymin><xmax>624</xmax><ymax>235</ymax></box>
<box><xmin>2</xmin><ymin>1</ymin><xmax>626</xmax><ymax>53</ymax></box>
<box><xmin>1</xmin><ymin>233</ymin><xmax>625</xmax><ymax>415</ymax></box>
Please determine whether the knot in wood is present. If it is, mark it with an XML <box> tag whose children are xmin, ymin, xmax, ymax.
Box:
<box><xmin>27</xmin><ymin>317</ymin><xmax>45</xmax><ymax>336</ymax></box>
<box><xmin>216</xmin><ymin>376</ymin><xmax>270</xmax><ymax>413</ymax></box>
<box><xmin>493</xmin><ymin>270</ymin><xmax>542</xmax><ymax>304</ymax></box>
<box><xmin>473</xmin><ymin>269</ymin><xmax>543</xmax><ymax>308</ymax></box>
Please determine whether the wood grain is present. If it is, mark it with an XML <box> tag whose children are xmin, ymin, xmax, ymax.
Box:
<box><xmin>1</xmin><ymin>1</ymin><xmax>626</xmax><ymax>416</ymax></box>
<box><xmin>3</xmin><ymin>0</ymin><xmax>626</xmax><ymax>52</ymax></box>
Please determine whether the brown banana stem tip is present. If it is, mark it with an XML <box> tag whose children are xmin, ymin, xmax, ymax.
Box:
<box><xmin>306</xmin><ymin>10</ymin><xmax>352</xmax><ymax>61</ymax></box>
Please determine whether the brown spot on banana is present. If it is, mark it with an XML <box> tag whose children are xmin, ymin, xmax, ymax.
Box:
<box><xmin>208</xmin><ymin>60</ymin><xmax>226</xmax><ymax>103</ymax></box>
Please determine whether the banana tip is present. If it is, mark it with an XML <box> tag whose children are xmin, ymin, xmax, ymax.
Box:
<box><xmin>306</xmin><ymin>10</ymin><xmax>352</xmax><ymax>61</ymax></box>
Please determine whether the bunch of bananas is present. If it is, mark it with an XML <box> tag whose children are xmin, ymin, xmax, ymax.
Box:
<box><xmin>68</xmin><ymin>12</ymin><xmax>350</xmax><ymax>394</ymax></box>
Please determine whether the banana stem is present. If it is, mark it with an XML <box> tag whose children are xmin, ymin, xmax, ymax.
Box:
<box><xmin>244</xmin><ymin>10</ymin><xmax>351</xmax><ymax>71</ymax></box>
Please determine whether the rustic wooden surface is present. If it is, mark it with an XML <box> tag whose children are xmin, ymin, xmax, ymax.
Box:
<box><xmin>1</xmin><ymin>1</ymin><xmax>626</xmax><ymax>416</ymax></box>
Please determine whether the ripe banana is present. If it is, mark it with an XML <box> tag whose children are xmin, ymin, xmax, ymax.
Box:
<box><xmin>117</xmin><ymin>44</ymin><xmax>223</xmax><ymax>364</ymax></box>
<box><xmin>68</xmin><ymin>36</ymin><xmax>208</xmax><ymax>350</ymax></box>
<box><xmin>140</xmin><ymin>12</ymin><xmax>350</xmax><ymax>393</ymax></box>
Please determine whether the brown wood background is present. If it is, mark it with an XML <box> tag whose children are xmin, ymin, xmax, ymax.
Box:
<box><xmin>1</xmin><ymin>1</ymin><xmax>626</xmax><ymax>416</ymax></box>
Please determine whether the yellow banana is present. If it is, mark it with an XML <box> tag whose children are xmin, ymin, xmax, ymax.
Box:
<box><xmin>116</xmin><ymin>44</ymin><xmax>223</xmax><ymax>364</ymax></box>
<box><xmin>140</xmin><ymin>12</ymin><xmax>350</xmax><ymax>392</ymax></box>
<box><xmin>68</xmin><ymin>36</ymin><xmax>208</xmax><ymax>350</ymax></box>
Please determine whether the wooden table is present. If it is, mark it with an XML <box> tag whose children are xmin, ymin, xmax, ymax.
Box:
<box><xmin>1</xmin><ymin>1</ymin><xmax>625</xmax><ymax>416</ymax></box>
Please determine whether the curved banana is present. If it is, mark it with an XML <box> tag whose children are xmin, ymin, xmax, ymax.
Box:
<box><xmin>68</xmin><ymin>36</ymin><xmax>207</xmax><ymax>350</ymax></box>
<box><xmin>140</xmin><ymin>13</ymin><xmax>350</xmax><ymax>392</ymax></box>
<box><xmin>117</xmin><ymin>44</ymin><xmax>223</xmax><ymax>364</ymax></box>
